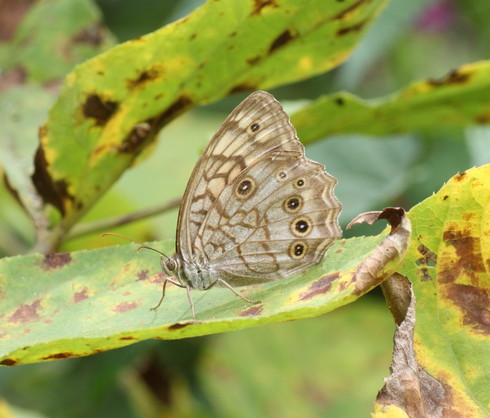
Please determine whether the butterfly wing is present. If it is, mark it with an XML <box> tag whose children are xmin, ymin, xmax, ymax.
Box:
<box><xmin>177</xmin><ymin>91</ymin><xmax>302</xmax><ymax>261</ymax></box>
<box><xmin>200</xmin><ymin>148</ymin><xmax>341</xmax><ymax>283</ymax></box>
<box><xmin>177</xmin><ymin>91</ymin><xmax>341</xmax><ymax>283</ymax></box>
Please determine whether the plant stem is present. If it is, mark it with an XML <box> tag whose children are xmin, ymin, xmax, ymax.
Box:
<box><xmin>66</xmin><ymin>197</ymin><xmax>181</xmax><ymax>240</ymax></box>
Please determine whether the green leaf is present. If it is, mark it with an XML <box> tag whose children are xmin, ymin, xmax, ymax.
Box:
<box><xmin>0</xmin><ymin>86</ymin><xmax>55</xmax><ymax>224</ymax></box>
<box><xmin>396</xmin><ymin>164</ymin><xmax>490</xmax><ymax>414</ymax></box>
<box><xmin>29</xmin><ymin>0</ymin><xmax>387</xmax><ymax>243</ymax></box>
<box><xmin>0</xmin><ymin>216</ymin><xmax>408</xmax><ymax>366</ymax></box>
<box><xmin>1</xmin><ymin>0</ymin><xmax>115</xmax><ymax>83</ymax></box>
<box><xmin>292</xmin><ymin>60</ymin><xmax>490</xmax><ymax>143</ymax></box>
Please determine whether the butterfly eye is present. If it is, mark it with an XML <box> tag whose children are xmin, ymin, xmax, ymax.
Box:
<box><xmin>235</xmin><ymin>177</ymin><xmax>256</xmax><ymax>199</ymax></box>
<box><xmin>283</xmin><ymin>196</ymin><xmax>302</xmax><ymax>213</ymax></box>
<box><xmin>291</xmin><ymin>216</ymin><xmax>312</xmax><ymax>237</ymax></box>
<box><xmin>250</xmin><ymin>122</ymin><xmax>260</xmax><ymax>132</ymax></box>
<box><xmin>289</xmin><ymin>241</ymin><xmax>307</xmax><ymax>259</ymax></box>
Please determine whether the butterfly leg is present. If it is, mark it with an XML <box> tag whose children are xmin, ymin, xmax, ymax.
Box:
<box><xmin>185</xmin><ymin>286</ymin><xmax>196</xmax><ymax>319</ymax></box>
<box><xmin>150</xmin><ymin>275</ymin><xmax>184</xmax><ymax>311</ymax></box>
<box><xmin>216</xmin><ymin>279</ymin><xmax>259</xmax><ymax>305</ymax></box>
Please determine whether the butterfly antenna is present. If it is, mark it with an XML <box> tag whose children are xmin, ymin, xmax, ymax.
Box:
<box><xmin>101</xmin><ymin>232</ymin><xmax>170</xmax><ymax>261</ymax></box>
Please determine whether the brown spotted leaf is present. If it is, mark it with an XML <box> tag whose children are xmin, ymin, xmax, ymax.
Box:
<box><xmin>0</xmin><ymin>210</ymin><xmax>408</xmax><ymax>366</ymax></box>
<box><xmin>29</xmin><ymin>0</ymin><xmax>387</xmax><ymax>248</ymax></box>
<box><xmin>292</xmin><ymin>61</ymin><xmax>490</xmax><ymax>144</ymax></box>
<box><xmin>0</xmin><ymin>0</ymin><xmax>114</xmax><ymax>83</ymax></box>
<box><xmin>374</xmin><ymin>165</ymin><xmax>490</xmax><ymax>417</ymax></box>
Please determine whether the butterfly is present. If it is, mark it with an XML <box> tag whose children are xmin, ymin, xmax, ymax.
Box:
<box><xmin>107</xmin><ymin>91</ymin><xmax>341</xmax><ymax>319</ymax></box>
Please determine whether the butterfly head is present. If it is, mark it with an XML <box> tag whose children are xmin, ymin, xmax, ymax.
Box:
<box><xmin>160</xmin><ymin>255</ymin><xmax>181</xmax><ymax>278</ymax></box>
<box><xmin>156</xmin><ymin>249</ymin><xmax>213</xmax><ymax>290</ymax></box>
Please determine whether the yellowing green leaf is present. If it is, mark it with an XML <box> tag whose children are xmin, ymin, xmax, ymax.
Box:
<box><xmin>292</xmin><ymin>60</ymin><xmax>490</xmax><ymax>143</ymax></box>
<box><xmin>31</xmin><ymin>0</ymin><xmax>387</xmax><ymax>240</ymax></box>
<box><xmin>393</xmin><ymin>164</ymin><xmax>490</xmax><ymax>415</ymax></box>
<box><xmin>1</xmin><ymin>211</ymin><xmax>409</xmax><ymax>366</ymax></box>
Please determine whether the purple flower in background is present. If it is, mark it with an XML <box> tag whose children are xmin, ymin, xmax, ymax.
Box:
<box><xmin>416</xmin><ymin>0</ymin><xmax>457</xmax><ymax>32</ymax></box>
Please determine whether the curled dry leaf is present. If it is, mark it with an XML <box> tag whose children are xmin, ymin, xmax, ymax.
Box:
<box><xmin>380</xmin><ymin>272</ymin><xmax>412</xmax><ymax>326</ymax></box>
<box><xmin>376</xmin><ymin>281</ymin><xmax>449</xmax><ymax>417</ymax></box>
<box><xmin>347</xmin><ymin>207</ymin><xmax>412</xmax><ymax>295</ymax></box>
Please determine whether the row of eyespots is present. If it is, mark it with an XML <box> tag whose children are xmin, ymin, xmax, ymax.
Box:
<box><xmin>235</xmin><ymin>168</ymin><xmax>307</xmax><ymax>200</ymax></box>
<box><xmin>276</xmin><ymin>168</ymin><xmax>306</xmax><ymax>189</ymax></box>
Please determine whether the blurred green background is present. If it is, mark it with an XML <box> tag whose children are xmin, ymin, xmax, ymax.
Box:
<box><xmin>1</xmin><ymin>0</ymin><xmax>489</xmax><ymax>416</ymax></box>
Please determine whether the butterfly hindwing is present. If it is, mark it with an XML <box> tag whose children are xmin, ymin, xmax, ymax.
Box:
<box><xmin>201</xmin><ymin>150</ymin><xmax>341</xmax><ymax>282</ymax></box>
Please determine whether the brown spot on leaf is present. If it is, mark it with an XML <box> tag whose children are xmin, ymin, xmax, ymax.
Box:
<box><xmin>332</xmin><ymin>0</ymin><xmax>367</xmax><ymax>20</ymax></box>
<box><xmin>9</xmin><ymin>299</ymin><xmax>42</xmax><ymax>324</ymax></box>
<box><xmin>31</xmin><ymin>147</ymin><xmax>75</xmax><ymax>216</ymax></box>
<box><xmin>74</xmin><ymin>287</ymin><xmax>89</xmax><ymax>303</ymax></box>
<box><xmin>176</xmin><ymin>15</ymin><xmax>190</xmax><ymax>25</ymax></box>
<box><xmin>0</xmin><ymin>358</ymin><xmax>18</xmax><ymax>366</ymax></box>
<box><xmin>453</xmin><ymin>171</ymin><xmax>467</xmax><ymax>182</ymax></box>
<box><xmin>82</xmin><ymin>94</ymin><xmax>118</xmax><ymax>126</ymax></box>
<box><xmin>416</xmin><ymin>244</ymin><xmax>437</xmax><ymax>266</ymax></box>
<box><xmin>228</xmin><ymin>83</ymin><xmax>258</xmax><ymax>95</ymax></box>
<box><xmin>137</xmin><ymin>269</ymin><xmax>149</xmax><ymax>281</ymax></box>
<box><xmin>144</xmin><ymin>95</ymin><xmax>193</xmax><ymax>135</ymax></box>
<box><xmin>443</xmin><ymin>195</ymin><xmax>449</xmax><ymax>200</ymax></box>
<box><xmin>440</xmin><ymin>228</ymin><xmax>485</xmax><ymax>284</ymax></box>
<box><xmin>445</xmin><ymin>284</ymin><xmax>490</xmax><ymax>334</ymax></box>
<box><xmin>239</xmin><ymin>304</ymin><xmax>263</xmax><ymax>316</ymax></box>
<box><xmin>336</xmin><ymin>19</ymin><xmax>367</xmax><ymax>36</ymax></box>
<box><xmin>42</xmin><ymin>252</ymin><xmax>72</xmax><ymax>270</ymax></box>
<box><xmin>418</xmin><ymin>267</ymin><xmax>432</xmax><ymax>281</ymax></box>
<box><xmin>427</xmin><ymin>69</ymin><xmax>471</xmax><ymax>87</ymax></box>
<box><xmin>300</xmin><ymin>273</ymin><xmax>340</xmax><ymax>301</ymax></box>
<box><xmin>43</xmin><ymin>352</ymin><xmax>75</xmax><ymax>360</ymax></box>
<box><xmin>250</xmin><ymin>0</ymin><xmax>278</xmax><ymax>15</ymax></box>
<box><xmin>119</xmin><ymin>123</ymin><xmax>152</xmax><ymax>154</ymax></box>
<box><xmin>169</xmin><ymin>321</ymin><xmax>197</xmax><ymax>330</ymax></box>
<box><xmin>119</xmin><ymin>336</ymin><xmax>136</xmax><ymax>340</ymax></box>
<box><xmin>114</xmin><ymin>301</ymin><xmax>138</xmax><ymax>313</ymax></box>
<box><xmin>269</xmin><ymin>29</ymin><xmax>296</xmax><ymax>53</ymax></box>
<box><xmin>127</xmin><ymin>68</ymin><xmax>159</xmax><ymax>89</ymax></box>
<box><xmin>335</xmin><ymin>97</ymin><xmax>345</xmax><ymax>106</ymax></box>
<box><xmin>247</xmin><ymin>56</ymin><xmax>261</xmax><ymax>66</ymax></box>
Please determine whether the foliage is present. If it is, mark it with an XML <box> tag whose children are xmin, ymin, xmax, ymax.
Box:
<box><xmin>0</xmin><ymin>0</ymin><xmax>489</xmax><ymax>416</ymax></box>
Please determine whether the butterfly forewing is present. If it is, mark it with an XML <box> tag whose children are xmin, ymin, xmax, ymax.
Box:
<box><xmin>177</xmin><ymin>91</ymin><xmax>301</xmax><ymax>260</ymax></box>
